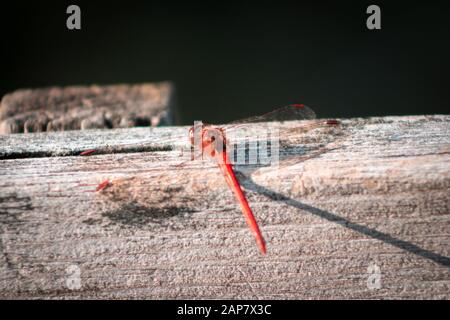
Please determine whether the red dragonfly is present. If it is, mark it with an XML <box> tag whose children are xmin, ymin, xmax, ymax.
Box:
<box><xmin>80</xmin><ymin>104</ymin><xmax>340</xmax><ymax>255</ymax></box>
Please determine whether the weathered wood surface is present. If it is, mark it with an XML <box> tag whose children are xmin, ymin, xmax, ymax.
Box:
<box><xmin>0</xmin><ymin>82</ymin><xmax>175</xmax><ymax>134</ymax></box>
<box><xmin>0</xmin><ymin>115</ymin><xmax>449</xmax><ymax>299</ymax></box>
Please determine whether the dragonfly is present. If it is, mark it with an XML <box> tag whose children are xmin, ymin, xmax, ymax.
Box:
<box><xmin>80</xmin><ymin>104</ymin><xmax>340</xmax><ymax>255</ymax></box>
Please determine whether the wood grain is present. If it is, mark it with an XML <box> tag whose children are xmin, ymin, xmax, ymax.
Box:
<box><xmin>0</xmin><ymin>82</ymin><xmax>175</xmax><ymax>134</ymax></box>
<box><xmin>0</xmin><ymin>115</ymin><xmax>449</xmax><ymax>299</ymax></box>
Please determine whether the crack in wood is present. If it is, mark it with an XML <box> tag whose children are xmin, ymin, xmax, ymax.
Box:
<box><xmin>0</xmin><ymin>145</ymin><xmax>174</xmax><ymax>160</ymax></box>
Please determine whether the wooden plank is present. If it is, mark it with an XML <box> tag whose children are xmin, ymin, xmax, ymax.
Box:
<box><xmin>0</xmin><ymin>82</ymin><xmax>176</xmax><ymax>134</ymax></box>
<box><xmin>0</xmin><ymin>115</ymin><xmax>449</xmax><ymax>299</ymax></box>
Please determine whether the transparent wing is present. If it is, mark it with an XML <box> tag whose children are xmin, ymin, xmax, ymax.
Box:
<box><xmin>227</xmin><ymin>104</ymin><xmax>316</xmax><ymax>125</ymax></box>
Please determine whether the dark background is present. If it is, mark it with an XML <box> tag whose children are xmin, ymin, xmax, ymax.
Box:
<box><xmin>1</xmin><ymin>0</ymin><xmax>449</xmax><ymax>124</ymax></box>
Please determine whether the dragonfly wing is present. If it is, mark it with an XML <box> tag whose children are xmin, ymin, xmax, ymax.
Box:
<box><xmin>227</xmin><ymin>104</ymin><xmax>316</xmax><ymax>125</ymax></box>
<box><xmin>277</xmin><ymin>119</ymin><xmax>338</xmax><ymax>140</ymax></box>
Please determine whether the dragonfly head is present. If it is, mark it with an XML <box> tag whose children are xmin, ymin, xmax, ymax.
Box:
<box><xmin>188</xmin><ymin>125</ymin><xmax>227</xmax><ymax>157</ymax></box>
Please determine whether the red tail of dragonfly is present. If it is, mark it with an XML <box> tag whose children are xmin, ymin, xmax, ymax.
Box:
<box><xmin>218</xmin><ymin>152</ymin><xmax>267</xmax><ymax>254</ymax></box>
